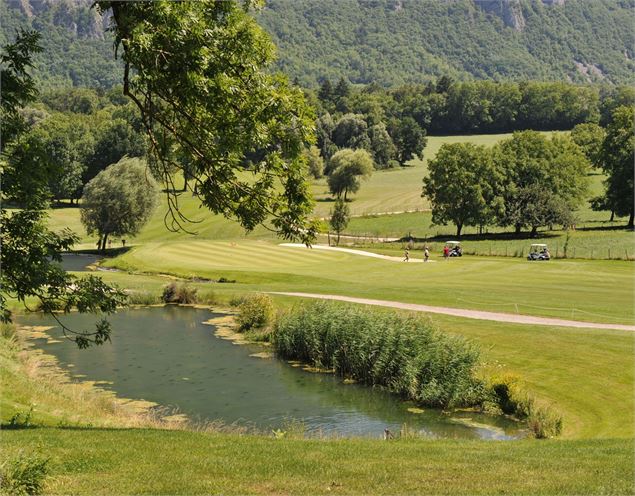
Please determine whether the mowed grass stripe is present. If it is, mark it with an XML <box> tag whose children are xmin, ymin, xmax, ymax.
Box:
<box><xmin>159</xmin><ymin>240</ymin><xmax>334</xmax><ymax>262</ymax></box>
<box><xmin>154</xmin><ymin>242</ymin><xmax>346</xmax><ymax>268</ymax></box>
<box><xmin>158</xmin><ymin>243</ymin><xmax>332</xmax><ymax>267</ymax></box>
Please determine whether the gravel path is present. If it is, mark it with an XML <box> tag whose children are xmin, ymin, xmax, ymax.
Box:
<box><xmin>280</xmin><ymin>243</ymin><xmax>432</xmax><ymax>262</ymax></box>
<box><xmin>269</xmin><ymin>292</ymin><xmax>635</xmax><ymax>332</ymax></box>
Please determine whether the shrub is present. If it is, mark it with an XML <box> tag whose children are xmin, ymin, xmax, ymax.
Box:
<box><xmin>528</xmin><ymin>404</ymin><xmax>563</xmax><ymax>438</ymax></box>
<box><xmin>0</xmin><ymin>323</ymin><xmax>16</xmax><ymax>340</ymax></box>
<box><xmin>0</xmin><ymin>452</ymin><xmax>49</xmax><ymax>495</ymax></box>
<box><xmin>273</xmin><ymin>302</ymin><xmax>487</xmax><ymax>409</ymax></box>
<box><xmin>5</xmin><ymin>406</ymin><xmax>34</xmax><ymax>429</ymax></box>
<box><xmin>487</xmin><ymin>373</ymin><xmax>562</xmax><ymax>438</ymax></box>
<box><xmin>236</xmin><ymin>294</ymin><xmax>275</xmax><ymax>332</ymax></box>
<box><xmin>161</xmin><ymin>283</ymin><xmax>197</xmax><ymax>304</ymax></box>
<box><xmin>229</xmin><ymin>295</ymin><xmax>245</xmax><ymax>307</ymax></box>
<box><xmin>197</xmin><ymin>290</ymin><xmax>217</xmax><ymax>305</ymax></box>
<box><xmin>161</xmin><ymin>282</ymin><xmax>177</xmax><ymax>303</ymax></box>
<box><xmin>126</xmin><ymin>290</ymin><xmax>160</xmax><ymax>305</ymax></box>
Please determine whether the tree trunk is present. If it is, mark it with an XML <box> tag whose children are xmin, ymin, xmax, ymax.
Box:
<box><xmin>531</xmin><ymin>226</ymin><xmax>538</xmax><ymax>238</ymax></box>
<box><xmin>610</xmin><ymin>210</ymin><xmax>615</xmax><ymax>222</ymax></box>
<box><xmin>515</xmin><ymin>224</ymin><xmax>522</xmax><ymax>235</ymax></box>
<box><xmin>336</xmin><ymin>231</ymin><xmax>340</xmax><ymax>246</ymax></box>
<box><xmin>101</xmin><ymin>233</ymin><xmax>109</xmax><ymax>253</ymax></box>
<box><xmin>343</xmin><ymin>190</ymin><xmax>348</xmax><ymax>202</ymax></box>
<box><xmin>628</xmin><ymin>210</ymin><xmax>634</xmax><ymax>229</ymax></box>
<box><xmin>456</xmin><ymin>224</ymin><xmax>462</xmax><ymax>237</ymax></box>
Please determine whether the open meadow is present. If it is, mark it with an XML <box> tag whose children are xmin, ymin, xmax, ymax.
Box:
<box><xmin>4</xmin><ymin>132</ymin><xmax>634</xmax><ymax>494</ymax></box>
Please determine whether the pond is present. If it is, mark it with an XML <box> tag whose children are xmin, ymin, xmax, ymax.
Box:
<box><xmin>58</xmin><ymin>253</ymin><xmax>103</xmax><ymax>272</ymax></box>
<box><xmin>20</xmin><ymin>306</ymin><xmax>525</xmax><ymax>440</ymax></box>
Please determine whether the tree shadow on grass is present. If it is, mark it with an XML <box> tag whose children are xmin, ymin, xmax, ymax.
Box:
<box><xmin>71</xmin><ymin>247</ymin><xmax>132</xmax><ymax>258</ymax></box>
<box><xmin>397</xmin><ymin>231</ymin><xmax>562</xmax><ymax>243</ymax></box>
<box><xmin>576</xmin><ymin>224</ymin><xmax>634</xmax><ymax>233</ymax></box>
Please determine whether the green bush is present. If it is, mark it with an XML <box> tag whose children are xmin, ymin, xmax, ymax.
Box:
<box><xmin>161</xmin><ymin>283</ymin><xmax>197</xmax><ymax>304</ymax></box>
<box><xmin>0</xmin><ymin>323</ymin><xmax>16</xmax><ymax>340</ymax></box>
<box><xmin>273</xmin><ymin>302</ymin><xmax>486</xmax><ymax>409</ymax></box>
<box><xmin>229</xmin><ymin>295</ymin><xmax>245</xmax><ymax>307</ymax></box>
<box><xmin>487</xmin><ymin>373</ymin><xmax>562</xmax><ymax>438</ymax></box>
<box><xmin>0</xmin><ymin>452</ymin><xmax>49</xmax><ymax>495</ymax></box>
<box><xmin>528</xmin><ymin>405</ymin><xmax>564</xmax><ymax>439</ymax></box>
<box><xmin>126</xmin><ymin>290</ymin><xmax>160</xmax><ymax>305</ymax></box>
<box><xmin>236</xmin><ymin>294</ymin><xmax>275</xmax><ymax>332</ymax></box>
<box><xmin>197</xmin><ymin>289</ymin><xmax>217</xmax><ymax>305</ymax></box>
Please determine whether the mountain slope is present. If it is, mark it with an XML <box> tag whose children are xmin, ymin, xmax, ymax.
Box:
<box><xmin>1</xmin><ymin>0</ymin><xmax>633</xmax><ymax>89</ymax></box>
<box><xmin>258</xmin><ymin>0</ymin><xmax>635</xmax><ymax>86</ymax></box>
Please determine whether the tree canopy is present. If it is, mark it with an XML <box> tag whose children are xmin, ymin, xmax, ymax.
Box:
<box><xmin>596</xmin><ymin>106</ymin><xmax>635</xmax><ymax>227</ymax></box>
<box><xmin>327</xmin><ymin>149</ymin><xmax>374</xmax><ymax>201</ymax></box>
<box><xmin>81</xmin><ymin>157</ymin><xmax>160</xmax><ymax>251</ymax></box>
<box><xmin>0</xmin><ymin>30</ymin><xmax>125</xmax><ymax>348</ymax></box>
<box><xmin>423</xmin><ymin>143</ymin><xmax>501</xmax><ymax>237</ymax></box>
<box><xmin>423</xmin><ymin>132</ymin><xmax>590</xmax><ymax>237</ymax></box>
<box><xmin>95</xmin><ymin>0</ymin><xmax>317</xmax><ymax>243</ymax></box>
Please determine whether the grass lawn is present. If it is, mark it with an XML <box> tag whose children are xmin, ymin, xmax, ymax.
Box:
<box><xmin>310</xmin><ymin>133</ymin><xmax>565</xmax><ymax>217</ymax></box>
<box><xmin>2</xmin><ymin>429</ymin><xmax>632</xmax><ymax>495</ymax></box>
<box><xmin>7</xmin><ymin>131</ymin><xmax>632</xmax><ymax>494</ymax></box>
<box><xmin>102</xmin><ymin>240</ymin><xmax>634</xmax><ymax>325</ymax></box>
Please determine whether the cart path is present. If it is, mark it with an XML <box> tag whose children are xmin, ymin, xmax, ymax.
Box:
<box><xmin>269</xmin><ymin>292</ymin><xmax>635</xmax><ymax>332</ymax></box>
<box><xmin>279</xmin><ymin>243</ymin><xmax>434</xmax><ymax>262</ymax></box>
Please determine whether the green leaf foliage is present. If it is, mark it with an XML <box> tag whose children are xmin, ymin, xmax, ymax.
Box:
<box><xmin>597</xmin><ymin>106</ymin><xmax>635</xmax><ymax>226</ymax></box>
<box><xmin>423</xmin><ymin>143</ymin><xmax>502</xmax><ymax>236</ymax></box>
<box><xmin>274</xmin><ymin>302</ymin><xmax>487</xmax><ymax>409</ymax></box>
<box><xmin>329</xmin><ymin>199</ymin><xmax>350</xmax><ymax>245</ymax></box>
<box><xmin>80</xmin><ymin>157</ymin><xmax>159</xmax><ymax>250</ymax></box>
<box><xmin>326</xmin><ymin>148</ymin><xmax>374</xmax><ymax>200</ymax></box>
<box><xmin>96</xmin><ymin>0</ymin><xmax>318</xmax><ymax>243</ymax></box>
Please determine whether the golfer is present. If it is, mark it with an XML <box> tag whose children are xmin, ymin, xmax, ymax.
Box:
<box><xmin>424</xmin><ymin>246</ymin><xmax>429</xmax><ymax>262</ymax></box>
<box><xmin>404</xmin><ymin>248</ymin><xmax>410</xmax><ymax>262</ymax></box>
<box><xmin>443</xmin><ymin>245</ymin><xmax>449</xmax><ymax>260</ymax></box>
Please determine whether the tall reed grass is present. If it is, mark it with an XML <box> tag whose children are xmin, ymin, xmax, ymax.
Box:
<box><xmin>273</xmin><ymin>302</ymin><xmax>487</xmax><ymax>409</ymax></box>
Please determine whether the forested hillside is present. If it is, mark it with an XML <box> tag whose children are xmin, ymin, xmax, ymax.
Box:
<box><xmin>259</xmin><ymin>0</ymin><xmax>635</xmax><ymax>86</ymax></box>
<box><xmin>1</xmin><ymin>0</ymin><xmax>633</xmax><ymax>89</ymax></box>
<box><xmin>0</xmin><ymin>0</ymin><xmax>120</xmax><ymax>88</ymax></box>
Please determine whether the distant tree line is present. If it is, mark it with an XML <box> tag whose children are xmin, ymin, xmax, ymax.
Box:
<box><xmin>3</xmin><ymin>86</ymin><xmax>146</xmax><ymax>207</ymax></box>
<box><xmin>423</xmin><ymin>106</ymin><xmax>634</xmax><ymax>236</ymax></box>
<box><xmin>311</xmin><ymin>77</ymin><xmax>634</xmax><ymax>136</ymax></box>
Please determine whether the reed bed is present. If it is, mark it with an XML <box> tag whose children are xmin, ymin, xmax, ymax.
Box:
<box><xmin>273</xmin><ymin>302</ymin><xmax>487</xmax><ymax>409</ymax></box>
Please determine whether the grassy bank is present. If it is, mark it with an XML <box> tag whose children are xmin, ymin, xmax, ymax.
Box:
<box><xmin>0</xmin><ymin>326</ymin><xmax>160</xmax><ymax>429</ymax></box>
<box><xmin>3</xmin><ymin>429</ymin><xmax>633</xmax><ymax>495</ymax></box>
<box><xmin>2</xmin><ymin>275</ymin><xmax>633</xmax><ymax>493</ymax></box>
<box><xmin>8</xmin><ymin>270</ymin><xmax>633</xmax><ymax>440</ymax></box>
<box><xmin>101</xmin><ymin>240</ymin><xmax>635</xmax><ymax>324</ymax></box>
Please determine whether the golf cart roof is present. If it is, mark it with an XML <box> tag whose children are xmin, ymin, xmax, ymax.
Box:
<box><xmin>446</xmin><ymin>240</ymin><xmax>461</xmax><ymax>245</ymax></box>
<box><xmin>530</xmin><ymin>244</ymin><xmax>548</xmax><ymax>247</ymax></box>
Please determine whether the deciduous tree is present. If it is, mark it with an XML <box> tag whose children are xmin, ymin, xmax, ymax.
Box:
<box><xmin>327</xmin><ymin>149</ymin><xmax>373</xmax><ymax>201</ymax></box>
<box><xmin>597</xmin><ymin>106</ymin><xmax>634</xmax><ymax>227</ymax></box>
<box><xmin>423</xmin><ymin>143</ymin><xmax>502</xmax><ymax>237</ymax></box>
<box><xmin>495</xmin><ymin>131</ymin><xmax>589</xmax><ymax>234</ymax></box>
<box><xmin>81</xmin><ymin>157</ymin><xmax>160</xmax><ymax>252</ymax></box>
<box><xmin>1</xmin><ymin>30</ymin><xmax>125</xmax><ymax>348</ymax></box>
<box><xmin>96</xmin><ymin>0</ymin><xmax>317</xmax><ymax>243</ymax></box>
<box><xmin>329</xmin><ymin>199</ymin><xmax>350</xmax><ymax>246</ymax></box>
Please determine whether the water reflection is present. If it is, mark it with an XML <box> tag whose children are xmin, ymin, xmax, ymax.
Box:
<box><xmin>20</xmin><ymin>306</ymin><xmax>524</xmax><ymax>440</ymax></box>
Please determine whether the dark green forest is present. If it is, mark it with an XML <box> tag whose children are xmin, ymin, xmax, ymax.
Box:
<box><xmin>259</xmin><ymin>0</ymin><xmax>635</xmax><ymax>86</ymax></box>
<box><xmin>2</xmin><ymin>0</ymin><xmax>633</xmax><ymax>89</ymax></box>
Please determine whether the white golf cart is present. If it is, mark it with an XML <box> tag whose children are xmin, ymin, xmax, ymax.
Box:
<box><xmin>445</xmin><ymin>241</ymin><xmax>463</xmax><ymax>257</ymax></box>
<box><xmin>527</xmin><ymin>243</ymin><xmax>550</xmax><ymax>261</ymax></box>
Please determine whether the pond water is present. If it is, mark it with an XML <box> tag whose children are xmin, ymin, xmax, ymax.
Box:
<box><xmin>20</xmin><ymin>306</ymin><xmax>524</xmax><ymax>440</ymax></box>
<box><xmin>58</xmin><ymin>253</ymin><xmax>103</xmax><ymax>272</ymax></box>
